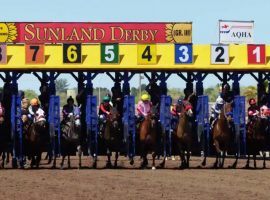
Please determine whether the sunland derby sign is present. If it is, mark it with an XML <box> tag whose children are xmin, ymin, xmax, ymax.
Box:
<box><xmin>219</xmin><ymin>20</ymin><xmax>254</xmax><ymax>44</ymax></box>
<box><xmin>0</xmin><ymin>22</ymin><xmax>192</xmax><ymax>44</ymax></box>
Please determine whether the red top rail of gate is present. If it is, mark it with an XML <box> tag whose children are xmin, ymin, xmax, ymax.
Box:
<box><xmin>0</xmin><ymin>22</ymin><xmax>192</xmax><ymax>44</ymax></box>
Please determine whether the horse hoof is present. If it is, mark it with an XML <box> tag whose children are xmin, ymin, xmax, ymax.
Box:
<box><xmin>130</xmin><ymin>160</ymin><xmax>134</xmax><ymax>165</ymax></box>
<box><xmin>106</xmin><ymin>162</ymin><xmax>112</xmax><ymax>168</ymax></box>
<box><xmin>152</xmin><ymin>166</ymin><xmax>156</xmax><ymax>170</ymax></box>
<box><xmin>92</xmin><ymin>163</ymin><xmax>97</xmax><ymax>169</ymax></box>
<box><xmin>158</xmin><ymin>163</ymin><xmax>165</xmax><ymax>169</ymax></box>
<box><xmin>51</xmin><ymin>165</ymin><xmax>56</xmax><ymax>169</ymax></box>
<box><xmin>60</xmin><ymin>165</ymin><xmax>64</xmax><ymax>170</ymax></box>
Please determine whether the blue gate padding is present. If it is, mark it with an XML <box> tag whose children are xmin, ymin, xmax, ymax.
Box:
<box><xmin>11</xmin><ymin>95</ymin><xmax>23</xmax><ymax>165</ymax></box>
<box><xmin>196</xmin><ymin>95</ymin><xmax>210</xmax><ymax>155</ymax></box>
<box><xmin>159</xmin><ymin>95</ymin><xmax>172</xmax><ymax>157</ymax></box>
<box><xmin>233</xmin><ymin>96</ymin><xmax>246</xmax><ymax>155</ymax></box>
<box><xmin>122</xmin><ymin>95</ymin><xmax>136</xmax><ymax>159</ymax></box>
<box><xmin>48</xmin><ymin>95</ymin><xmax>61</xmax><ymax>156</ymax></box>
<box><xmin>86</xmin><ymin>95</ymin><xmax>98</xmax><ymax>157</ymax></box>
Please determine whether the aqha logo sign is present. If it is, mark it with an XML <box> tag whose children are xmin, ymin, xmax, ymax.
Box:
<box><xmin>219</xmin><ymin>20</ymin><xmax>254</xmax><ymax>44</ymax></box>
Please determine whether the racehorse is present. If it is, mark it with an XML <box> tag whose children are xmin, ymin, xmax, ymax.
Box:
<box><xmin>58</xmin><ymin>113</ymin><xmax>82</xmax><ymax>169</ymax></box>
<box><xmin>25</xmin><ymin>120</ymin><xmax>48</xmax><ymax>168</ymax></box>
<box><xmin>211</xmin><ymin>102</ymin><xmax>238</xmax><ymax>168</ymax></box>
<box><xmin>103</xmin><ymin>107</ymin><xmax>122</xmax><ymax>168</ymax></box>
<box><xmin>246</xmin><ymin>115</ymin><xmax>268</xmax><ymax>168</ymax></box>
<box><xmin>138</xmin><ymin>106</ymin><xmax>158</xmax><ymax>169</ymax></box>
<box><xmin>0</xmin><ymin>117</ymin><xmax>11</xmax><ymax>168</ymax></box>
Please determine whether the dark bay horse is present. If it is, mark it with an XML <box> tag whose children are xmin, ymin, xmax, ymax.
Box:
<box><xmin>212</xmin><ymin>102</ymin><xmax>238</xmax><ymax>168</ymax></box>
<box><xmin>246</xmin><ymin>116</ymin><xmax>268</xmax><ymax>168</ymax></box>
<box><xmin>103</xmin><ymin>107</ymin><xmax>122</xmax><ymax>168</ymax></box>
<box><xmin>25</xmin><ymin>120</ymin><xmax>48</xmax><ymax>168</ymax></box>
<box><xmin>139</xmin><ymin>106</ymin><xmax>158</xmax><ymax>170</ymax></box>
<box><xmin>58</xmin><ymin>114</ymin><xmax>82</xmax><ymax>169</ymax></box>
<box><xmin>0</xmin><ymin>117</ymin><xmax>11</xmax><ymax>168</ymax></box>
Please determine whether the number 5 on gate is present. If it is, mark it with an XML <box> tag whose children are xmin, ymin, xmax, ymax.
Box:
<box><xmin>25</xmin><ymin>44</ymin><xmax>45</xmax><ymax>64</ymax></box>
<box><xmin>137</xmin><ymin>44</ymin><xmax>157</xmax><ymax>65</ymax></box>
<box><xmin>100</xmin><ymin>44</ymin><xmax>119</xmax><ymax>64</ymax></box>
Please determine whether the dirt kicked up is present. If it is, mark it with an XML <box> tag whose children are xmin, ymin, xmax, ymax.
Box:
<box><xmin>0</xmin><ymin>155</ymin><xmax>269</xmax><ymax>200</ymax></box>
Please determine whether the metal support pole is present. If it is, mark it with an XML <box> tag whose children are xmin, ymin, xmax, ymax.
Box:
<box><xmin>159</xmin><ymin>72</ymin><xmax>167</xmax><ymax>95</ymax></box>
<box><xmin>186</xmin><ymin>72</ymin><xmax>193</xmax><ymax>93</ymax></box>
<box><xmin>195</xmin><ymin>72</ymin><xmax>204</xmax><ymax>96</ymax></box>
<box><xmin>232</xmin><ymin>72</ymin><xmax>240</xmax><ymax>96</ymax></box>
<box><xmin>257</xmin><ymin>72</ymin><xmax>265</xmax><ymax>105</ymax></box>
<box><xmin>122</xmin><ymin>72</ymin><xmax>130</xmax><ymax>95</ymax></box>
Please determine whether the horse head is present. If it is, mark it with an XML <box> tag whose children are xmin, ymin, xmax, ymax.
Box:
<box><xmin>180</xmin><ymin>101</ymin><xmax>193</xmax><ymax>118</ymax></box>
<box><xmin>108</xmin><ymin>107</ymin><xmax>120</xmax><ymax>129</ymax></box>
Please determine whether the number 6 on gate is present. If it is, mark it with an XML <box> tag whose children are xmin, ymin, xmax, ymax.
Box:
<box><xmin>211</xmin><ymin>44</ymin><xmax>229</xmax><ymax>65</ymax></box>
<box><xmin>63</xmin><ymin>44</ymin><xmax>82</xmax><ymax>64</ymax></box>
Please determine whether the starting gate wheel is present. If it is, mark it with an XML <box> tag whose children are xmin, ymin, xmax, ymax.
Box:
<box><xmin>233</xmin><ymin>96</ymin><xmax>246</xmax><ymax>155</ymax></box>
<box><xmin>10</xmin><ymin>95</ymin><xmax>23</xmax><ymax>168</ymax></box>
<box><xmin>48</xmin><ymin>95</ymin><xmax>61</xmax><ymax>156</ymax></box>
<box><xmin>159</xmin><ymin>95</ymin><xmax>172</xmax><ymax>157</ymax></box>
<box><xmin>86</xmin><ymin>95</ymin><xmax>98</xmax><ymax>157</ymax></box>
<box><xmin>122</xmin><ymin>95</ymin><xmax>136</xmax><ymax>159</ymax></box>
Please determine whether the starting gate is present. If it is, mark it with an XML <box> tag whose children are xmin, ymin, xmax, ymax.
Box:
<box><xmin>10</xmin><ymin>95</ymin><xmax>23</xmax><ymax>167</ymax></box>
<box><xmin>122</xmin><ymin>95</ymin><xmax>136</xmax><ymax>159</ymax></box>
<box><xmin>233</xmin><ymin>96</ymin><xmax>246</xmax><ymax>155</ymax></box>
<box><xmin>196</xmin><ymin>95</ymin><xmax>210</xmax><ymax>155</ymax></box>
<box><xmin>159</xmin><ymin>95</ymin><xmax>172</xmax><ymax>157</ymax></box>
<box><xmin>48</xmin><ymin>95</ymin><xmax>61</xmax><ymax>156</ymax></box>
<box><xmin>86</xmin><ymin>95</ymin><xmax>98</xmax><ymax>157</ymax></box>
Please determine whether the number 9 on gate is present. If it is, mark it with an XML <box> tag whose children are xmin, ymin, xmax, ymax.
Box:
<box><xmin>175</xmin><ymin>44</ymin><xmax>193</xmax><ymax>64</ymax></box>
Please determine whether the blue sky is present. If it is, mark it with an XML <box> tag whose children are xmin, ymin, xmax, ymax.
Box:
<box><xmin>0</xmin><ymin>0</ymin><xmax>268</xmax><ymax>91</ymax></box>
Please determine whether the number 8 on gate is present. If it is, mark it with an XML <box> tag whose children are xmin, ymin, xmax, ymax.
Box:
<box><xmin>175</xmin><ymin>44</ymin><xmax>193</xmax><ymax>64</ymax></box>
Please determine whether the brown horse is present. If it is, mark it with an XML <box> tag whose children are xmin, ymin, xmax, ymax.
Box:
<box><xmin>139</xmin><ymin>106</ymin><xmax>158</xmax><ymax>169</ymax></box>
<box><xmin>212</xmin><ymin>102</ymin><xmax>238</xmax><ymax>168</ymax></box>
<box><xmin>103</xmin><ymin>107</ymin><xmax>122</xmax><ymax>168</ymax></box>
<box><xmin>246</xmin><ymin>116</ymin><xmax>268</xmax><ymax>168</ymax></box>
<box><xmin>25</xmin><ymin>120</ymin><xmax>48</xmax><ymax>168</ymax></box>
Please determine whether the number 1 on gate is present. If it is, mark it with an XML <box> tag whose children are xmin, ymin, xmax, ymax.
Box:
<box><xmin>247</xmin><ymin>44</ymin><xmax>266</xmax><ymax>64</ymax></box>
<box><xmin>137</xmin><ymin>44</ymin><xmax>157</xmax><ymax>65</ymax></box>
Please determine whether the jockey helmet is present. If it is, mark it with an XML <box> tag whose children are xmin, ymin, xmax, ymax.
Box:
<box><xmin>103</xmin><ymin>96</ymin><xmax>110</xmax><ymax>102</ymax></box>
<box><xmin>67</xmin><ymin>96</ymin><xmax>74</xmax><ymax>103</ymax></box>
<box><xmin>177</xmin><ymin>98</ymin><xmax>183</xmax><ymax>105</ymax></box>
<box><xmin>249</xmin><ymin>98</ymin><xmax>256</xmax><ymax>105</ymax></box>
<box><xmin>216</xmin><ymin>97</ymin><xmax>224</xmax><ymax>105</ymax></box>
<box><xmin>223</xmin><ymin>83</ymin><xmax>230</xmax><ymax>91</ymax></box>
<box><xmin>141</xmin><ymin>94</ymin><xmax>150</xmax><ymax>101</ymax></box>
<box><xmin>30</xmin><ymin>98</ymin><xmax>39</xmax><ymax>106</ymax></box>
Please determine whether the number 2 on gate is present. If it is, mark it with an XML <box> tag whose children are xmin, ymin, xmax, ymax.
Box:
<box><xmin>175</xmin><ymin>44</ymin><xmax>193</xmax><ymax>64</ymax></box>
<box><xmin>137</xmin><ymin>44</ymin><xmax>157</xmax><ymax>65</ymax></box>
<box><xmin>211</xmin><ymin>44</ymin><xmax>229</xmax><ymax>64</ymax></box>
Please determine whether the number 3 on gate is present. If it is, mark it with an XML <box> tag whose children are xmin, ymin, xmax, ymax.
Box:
<box><xmin>137</xmin><ymin>44</ymin><xmax>157</xmax><ymax>65</ymax></box>
<box><xmin>247</xmin><ymin>44</ymin><xmax>266</xmax><ymax>64</ymax></box>
<box><xmin>63</xmin><ymin>44</ymin><xmax>82</xmax><ymax>64</ymax></box>
<box><xmin>175</xmin><ymin>44</ymin><xmax>193</xmax><ymax>64</ymax></box>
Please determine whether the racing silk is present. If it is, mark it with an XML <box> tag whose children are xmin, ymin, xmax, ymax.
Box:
<box><xmin>260</xmin><ymin>105</ymin><xmax>270</xmax><ymax>118</ymax></box>
<box><xmin>211</xmin><ymin>96</ymin><xmax>224</xmax><ymax>118</ymax></box>
<box><xmin>98</xmin><ymin>102</ymin><xmax>112</xmax><ymax>115</ymax></box>
<box><xmin>28</xmin><ymin>106</ymin><xmax>46</xmax><ymax>123</ymax></box>
<box><xmin>137</xmin><ymin>100</ymin><xmax>152</xmax><ymax>117</ymax></box>
<box><xmin>247</xmin><ymin>106</ymin><xmax>259</xmax><ymax>118</ymax></box>
<box><xmin>0</xmin><ymin>103</ymin><xmax>5</xmax><ymax>117</ymax></box>
<box><xmin>62</xmin><ymin>104</ymin><xmax>80</xmax><ymax>119</ymax></box>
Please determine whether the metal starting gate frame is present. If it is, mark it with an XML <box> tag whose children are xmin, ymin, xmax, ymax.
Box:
<box><xmin>11</xmin><ymin>95</ymin><xmax>23</xmax><ymax>167</ymax></box>
<box><xmin>86</xmin><ymin>95</ymin><xmax>98</xmax><ymax>157</ymax></box>
<box><xmin>48</xmin><ymin>95</ymin><xmax>61</xmax><ymax>156</ymax></box>
<box><xmin>122</xmin><ymin>95</ymin><xmax>136</xmax><ymax>159</ymax></box>
<box><xmin>159</xmin><ymin>95</ymin><xmax>172</xmax><ymax>157</ymax></box>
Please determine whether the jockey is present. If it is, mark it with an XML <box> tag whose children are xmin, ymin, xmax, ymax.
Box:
<box><xmin>136</xmin><ymin>93</ymin><xmax>152</xmax><ymax>122</ymax></box>
<box><xmin>28</xmin><ymin>98</ymin><xmax>46</xmax><ymax>123</ymax></box>
<box><xmin>0</xmin><ymin>101</ymin><xmax>5</xmax><ymax>124</ymax></box>
<box><xmin>210</xmin><ymin>96</ymin><xmax>224</xmax><ymax>128</ymax></box>
<box><xmin>98</xmin><ymin>96</ymin><xmax>112</xmax><ymax>134</ymax></box>
<box><xmin>247</xmin><ymin>98</ymin><xmax>259</xmax><ymax>119</ymax></box>
<box><xmin>221</xmin><ymin>83</ymin><xmax>234</xmax><ymax>103</ymax></box>
<box><xmin>21</xmin><ymin>98</ymin><xmax>30</xmax><ymax>124</ymax></box>
<box><xmin>171</xmin><ymin>98</ymin><xmax>183</xmax><ymax>131</ymax></box>
<box><xmin>62</xmin><ymin>96</ymin><xmax>80</xmax><ymax>122</ymax></box>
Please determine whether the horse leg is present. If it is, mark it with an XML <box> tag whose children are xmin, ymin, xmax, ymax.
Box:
<box><xmin>220</xmin><ymin>151</ymin><xmax>226</xmax><ymax>168</ymax></box>
<box><xmin>253</xmin><ymin>154</ymin><xmax>257</xmax><ymax>169</ymax></box>
<box><xmin>60</xmin><ymin>155</ymin><xmax>66</xmax><ymax>170</ymax></box>
<box><xmin>36</xmin><ymin>153</ymin><xmax>41</xmax><ymax>168</ymax></box>
<box><xmin>78</xmin><ymin>145</ymin><xmax>82</xmax><ymax>169</ymax></box>
<box><xmin>229</xmin><ymin>152</ymin><xmax>239</xmax><ymax>169</ymax></box>
<box><xmin>1</xmin><ymin>152</ymin><xmax>5</xmax><ymax>168</ymax></box>
<box><xmin>152</xmin><ymin>152</ymin><xmax>156</xmax><ymax>170</ymax></box>
<box><xmin>114</xmin><ymin>152</ymin><xmax>119</xmax><ymax>168</ymax></box>
<box><xmin>106</xmin><ymin>148</ymin><xmax>112</xmax><ymax>168</ymax></box>
<box><xmin>6</xmin><ymin>152</ymin><xmax>9</xmax><ymax>164</ymax></box>
<box><xmin>67</xmin><ymin>155</ymin><xmax>71</xmax><ymax>169</ymax></box>
<box><xmin>92</xmin><ymin>155</ymin><xmax>97</xmax><ymax>169</ymax></box>
<box><xmin>179</xmin><ymin>150</ymin><xmax>186</xmax><ymax>169</ymax></box>
<box><xmin>245</xmin><ymin>154</ymin><xmax>250</xmax><ymax>169</ymax></box>
<box><xmin>263</xmin><ymin>151</ymin><xmax>266</xmax><ymax>169</ymax></box>
<box><xmin>186</xmin><ymin>150</ymin><xmax>190</xmax><ymax>169</ymax></box>
<box><xmin>159</xmin><ymin>156</ymin><xmax>166</xmax><ymax>169</ymax></box>
<box><xmin>212</xmin><ymin>140</ymin><xmax>221</xmax><ymax>169</ymax></box>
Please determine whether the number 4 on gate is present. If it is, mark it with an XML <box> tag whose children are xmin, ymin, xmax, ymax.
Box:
<box><xmin>137</xmin><ymin>44</ymin><xmax>157</xmax><ymax>65</ymax></box>
<box><xmin>175</xmin><ymin>44</ymin><xmax>193</xmax><ymax>64</ymax></box>
<box><xmin>247</xmin><ymin>44</ymin><xmax>266</xmax><ymax>64</ymax></box>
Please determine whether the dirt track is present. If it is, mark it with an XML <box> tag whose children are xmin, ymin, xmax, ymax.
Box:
<box><xmin>0</xmin><ymin>155</ymin><xmax>269</xmax><ymax>200</ymax></box>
